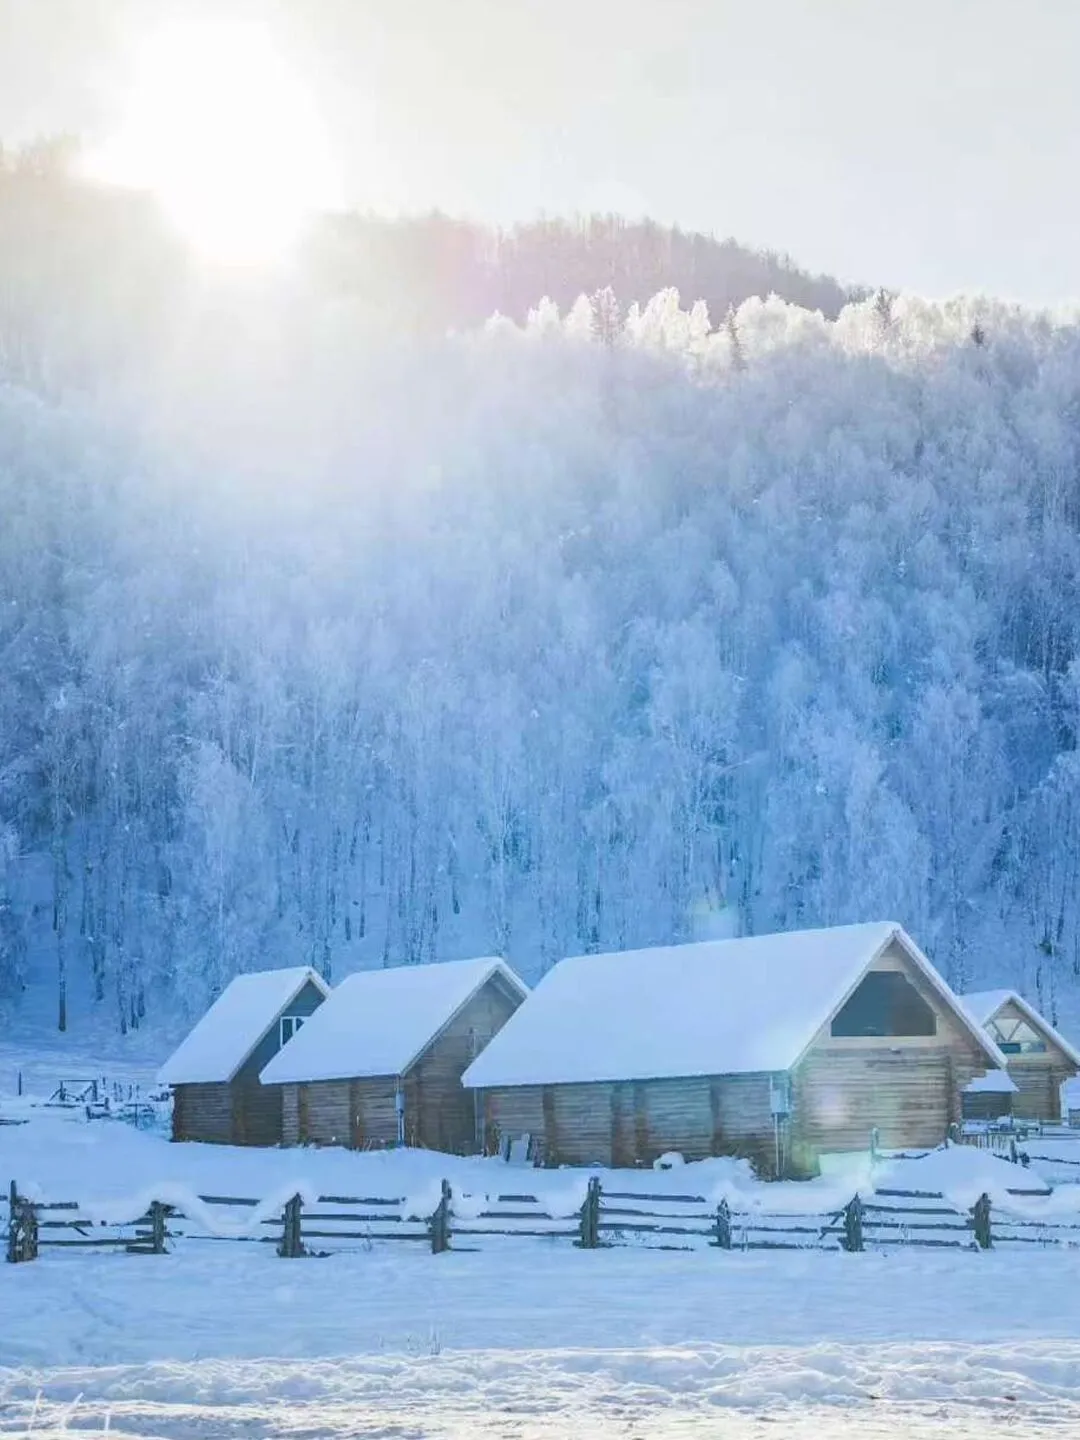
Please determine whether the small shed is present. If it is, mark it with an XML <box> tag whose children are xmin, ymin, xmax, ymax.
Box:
<box><xmin>958</xmin><ymin>990</ymin><xmax>1080</xmax><ymax>1123</ymax></box>
<box><xmin>463</xmin><ymin>922</ymin><xmax>1006</xmax><ymax>1178</ymax></box>
<box><xmin>259</xmin><ymin>956</ymin><xmax>528</xmax><ymax>1152</ymax></box>
<box><xmin>158</xmin><ymin>966</ymin><xmax>329</xmax><ymax>1145</ymax></box>
<box><xmin>961</xmin><ymin>1068</ymin><xmax>1017</xmax><ymax>1122</ymax></box>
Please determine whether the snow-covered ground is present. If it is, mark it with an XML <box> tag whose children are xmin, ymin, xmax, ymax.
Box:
<box><xmin>6</xmin><ymin>1088</ymin><xmax>1080</xmax><ymax>1436</ymax></box>
<box><xmin>5</xmin><ymin>1340</ymin><xmax>1080</xmax><ymax>1439</ymax></box>
<box><xmin>5</xmin><ymin>1247</ymin><xmax>1080</xmax><ymax>1437</ymax></box>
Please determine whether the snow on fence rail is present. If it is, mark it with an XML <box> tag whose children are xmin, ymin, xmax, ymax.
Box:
<box><xmin>7</xmin><ymin>1175</ymin><xmax>1080</xmax><ymax>1263</ymax></box>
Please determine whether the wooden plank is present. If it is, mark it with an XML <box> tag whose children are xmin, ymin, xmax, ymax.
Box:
<box><xmin>740</xmin><ymin>1239</ymin><xmax>818</xmax><ymax>1251</ymax></box>
<box><xmin>316</xmin><ymin>1194</ymin><xmax>404</xmax><ymax>1206</ymax></box>
<box><xmin>197</xmin><ymin>1194</ymin><xmax>259</xmax><ymax>1207</ymax></box>
<box><xmin>472</xmin><ymin>1209</ymin><xmax>557</xmax><ymax>1221</ymax></box>
<box><xmin>600</xmin><ymin>1206</ymin><xmax>714</xmax><ymax>1221</ymax></box>
<box><xmin>170</xmin><ymin>1234</ymin><xmax>278</xmax><ymax>1244</ymax></box>
<box><xmin>301</xmin><ymin>1230</ymin><xmax>429</xmax><ymax>1242</ymax></box>
<box><xmin>994</xmin><ymin>1219</ymin><xmax>1080</xmax><ymax>1232</ymax></box>
<box><xmin>863</xmin><ymin>1221</ymin><xmax>972</xmax><ymax>1232</ymax></box>
<box><xmin>860</xmin><ymin>1236</ymin><xmax>971</xmax><ymax>1249</ymax></box>
<box><xmin>993</xmin><ymin>1233</ymin><xmax>1074</xmax><ymax>1245</ymax></box>
<box><xmin>862</xmin><ymin>1201</ymin><xmax>959</xmax><ymax>1215</ymax></box>
<box><xmin>736</xmin><ymin>1223</ymin><xmax>828</xmax><ymax>1235</ymax></box>
<box><xmin>299</xmin><ymin>1211</ymin><xmax>406</xmax><ymax>1223</ymax></box>
<box><xmin>38</xmin><ymin>1237</ymin><xmax>136</xmax><ymax>1249</ymax></box>
<box><xmin>448</xmin><ymin>1226</ymin><xmax>580</xmax><ymax>1238</ymax></box>
<box><xmin>603</xmin><ymin>1190</ymin><xmax>708</xmax><ymax>1204</ymax></box>
<box><xmin>598</xmin><ymin>1220</ymin><xmax>712</xmax><ymax>1235</ymax></box>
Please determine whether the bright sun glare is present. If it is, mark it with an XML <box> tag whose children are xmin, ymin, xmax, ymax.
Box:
<box><xmin>85</xmin><ymin>20</ymin><xmax>341</xmax><ymax>267</ymax></box>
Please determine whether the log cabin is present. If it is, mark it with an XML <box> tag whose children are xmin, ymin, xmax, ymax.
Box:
<box><xmin>159</xmin><ymin>966</ymin><xmax>329</xmax><ymax>1144</ymax></box>
<box><xmin>259</xmin><ymin>956</ymin><xmax>528</xmax><ymax>1152</ymax></box>
<box><xmin>958</xmin><ymin>990</ymin><xmax>1080</xmax><ymax>1123</ymax></box>
<box><xmin>463</xmin><ymin>922</ymin><xmax>1006</xmax><ymax>1178</ymax></box>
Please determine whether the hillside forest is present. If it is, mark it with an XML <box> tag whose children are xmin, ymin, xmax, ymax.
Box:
<box><xmin>1</xmin><ymin>157</ymin><xmax>1079</xmax><ymax>1037</ymax></box>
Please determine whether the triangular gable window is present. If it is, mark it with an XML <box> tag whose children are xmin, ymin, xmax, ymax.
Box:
<box><xmin>987</xmin><ymin>1015</ymin><xmax>1047</xmax><ymax>1054</ymax></box>
<box><xmin>831</xmin><ymin>971</ymin><xmax>937</xmax><ymax>1038</ymax></box>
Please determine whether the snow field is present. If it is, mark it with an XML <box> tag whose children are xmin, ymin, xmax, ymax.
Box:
<box><xmin>8</xmin><ymin>1107</ymin><xmax>1080</xmax><ymax>1434</ymax></box>
<box><xmin>9</xmin><ymin>1240</ymin><xmax>1080</xmax><ymax>1372</ymax></box>
<box><xmin>5</xmin><ymin>1342</ymin><xmax>1080</xmax><ymax>1439</ymax></box>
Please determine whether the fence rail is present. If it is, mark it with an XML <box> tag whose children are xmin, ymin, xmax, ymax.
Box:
<box><xmin>8</xmin><ymin>1175</ymin><xmax>1080</xmax><ymax>1265</ymax></box>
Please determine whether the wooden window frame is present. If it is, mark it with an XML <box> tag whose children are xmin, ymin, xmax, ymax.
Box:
<box><xmin>279</xmin><ymin>1014</ymin><xmax>306</xmax><ymax>1047</ymax></box>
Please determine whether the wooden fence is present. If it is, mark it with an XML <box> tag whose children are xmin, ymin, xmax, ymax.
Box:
<box><xmin>8</xmin><ymin>1175</ymin><xmax>1080</xmax><ymax>1263</ymax></box>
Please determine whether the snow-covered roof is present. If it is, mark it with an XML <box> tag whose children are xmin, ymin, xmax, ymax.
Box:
<box><xmin>957</xmin><ymin>990</ymin><xmax>1017</xmax><ymax>1027</ymax></box>
<box><xmin>158</xmin><ymin>967</ymin><xmax>329</xmax><ymax>1086</ymax></box>
<box><xmin>259</xmin><ymin>956</ymin><xmax>528</xmax><ymax>1084</ymax></box>
<box><xmin>963</xmin><ymin>1068</ymin><xmax>1017</xmax><ymax>1095</ymax></box>
<box><xmin>463</xmin><ymin>922</ymin><xmax>1006</xmax><ymax>1089</ymax></box>
<box><xmin>958</xmin><ymin>989</ymin><xmax>1080</xmax><ymax>1069</ymax></box>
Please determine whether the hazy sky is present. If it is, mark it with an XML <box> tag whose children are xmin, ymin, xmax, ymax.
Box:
<box><xmin>2</xmin><ymin>0</ymin><xmax>1077</xmax><ymax>303</ymax></box>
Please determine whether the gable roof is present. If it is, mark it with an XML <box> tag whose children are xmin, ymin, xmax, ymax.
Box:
<box><xmin>958</xmin><ymin>989</ymin><xmax>1080</xmax><ymax>1068</ymax></box>
<box><xmin>158</xmin><ymin>966</ymin><xmax>329</xmax><ymax>1086</ymax></box>
<box><xmin>259</xmin><ymin>956</ymin><xmax>528</xmax><ymax>1084</ymax></box>
<box><xmin>956</xmin><ymin>990</ymin><xmax>1017</xmax><ymax>1028</ymax></box>
<box><xmin>463</xmin><ymin>922</ymin><xmax>1005</xmax><ymax>1089</ymax></box>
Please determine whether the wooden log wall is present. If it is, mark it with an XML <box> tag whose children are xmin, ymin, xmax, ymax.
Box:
<box><xmin>171</xmin><ymin>1082</ymin><xmax>234</xmax><ymax>1144</ymax></box>
<box><xmin>288</xmin><ymin>1079</ymin><xmax>352</xmax><ymax>1146</ymax></box>
<box><xmin>351</xmin><ymin>1077</ymin><xmax>401</xmax><ymax>1146</ymax></box>
<box><xmin>232</xmin><ymin>1080</ymin><xmax>283</xmax><ymax>1147</ymax></box>
<box><xmin>405</xmin><ymin>975</ymin><xmax>523</xmax><ymax>1152</ymax></box>
<box><xmin>481</xmin><ymin>1071</ymin><xmax>775</xmax><ymax>1172</ymax></box>
<box><xmin>1009</xmin><ymin>1060</ymin><xmax>1072</xmax><ymax>1122</ymax></box>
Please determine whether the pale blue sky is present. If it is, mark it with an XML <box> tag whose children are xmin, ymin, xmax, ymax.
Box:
<box><xmin>1</xmin><ymin>0</ymin><xmax>1077</xmax><ymax>302</ymax></box>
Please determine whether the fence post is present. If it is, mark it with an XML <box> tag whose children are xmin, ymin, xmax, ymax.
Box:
<box><xmin>869</xmin><ymin>1127</ymin><xmax>880</xmax><ymax>1164</ymax></box>
<box><xmin>972</xmin><ymin>1192</ymin><xmax>992</xmax><ymax>1250</ymax></box>
<box><xmin>278</xmin><ymin>1193</ymin><xmax>305</xmax><ymax>1258</ymax></box>
<box><xmin>5</xmin><ymin>1181</ymin><xmax>16</xmax><ymax>1264</ymax></box>
<box><xmin>149</xmin><ymin>1200</ymin><xmax>167</xmax><ymax>1255</ymax></box>
<box><xmin>577</xmin><ymin>1176</ymin><xmax>601</xmax><ymax>1249</ymax></box>
<box><xmin>713</xmin><ymin>1198</ymin><xmax>732</xmax><ymax>1250</ymax></box>
<box><xmin>842</xmin><ymin>1194</ymin><xmax>864</xmax><ymax>1253</ymax></box>
<box><xmin>6</xmin><ymin>1183</ymin><xmax>38</xmax><ymax>1263</ymax></box>
<box><xmin>430</xmin><ymin>1179</ymin><xmax>452</xmax><ymax>1254</ymax></box>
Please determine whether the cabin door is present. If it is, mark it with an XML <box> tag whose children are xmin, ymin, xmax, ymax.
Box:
<box><xmin>611</xmin><ymin>1083</ymin><xmax>634</xmax><ymax>1168</ymax></box>
<box><xmin>350</xmin><ymin>1081</ymin><xmax>365</xmax><ymax>1149</ymax></box>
